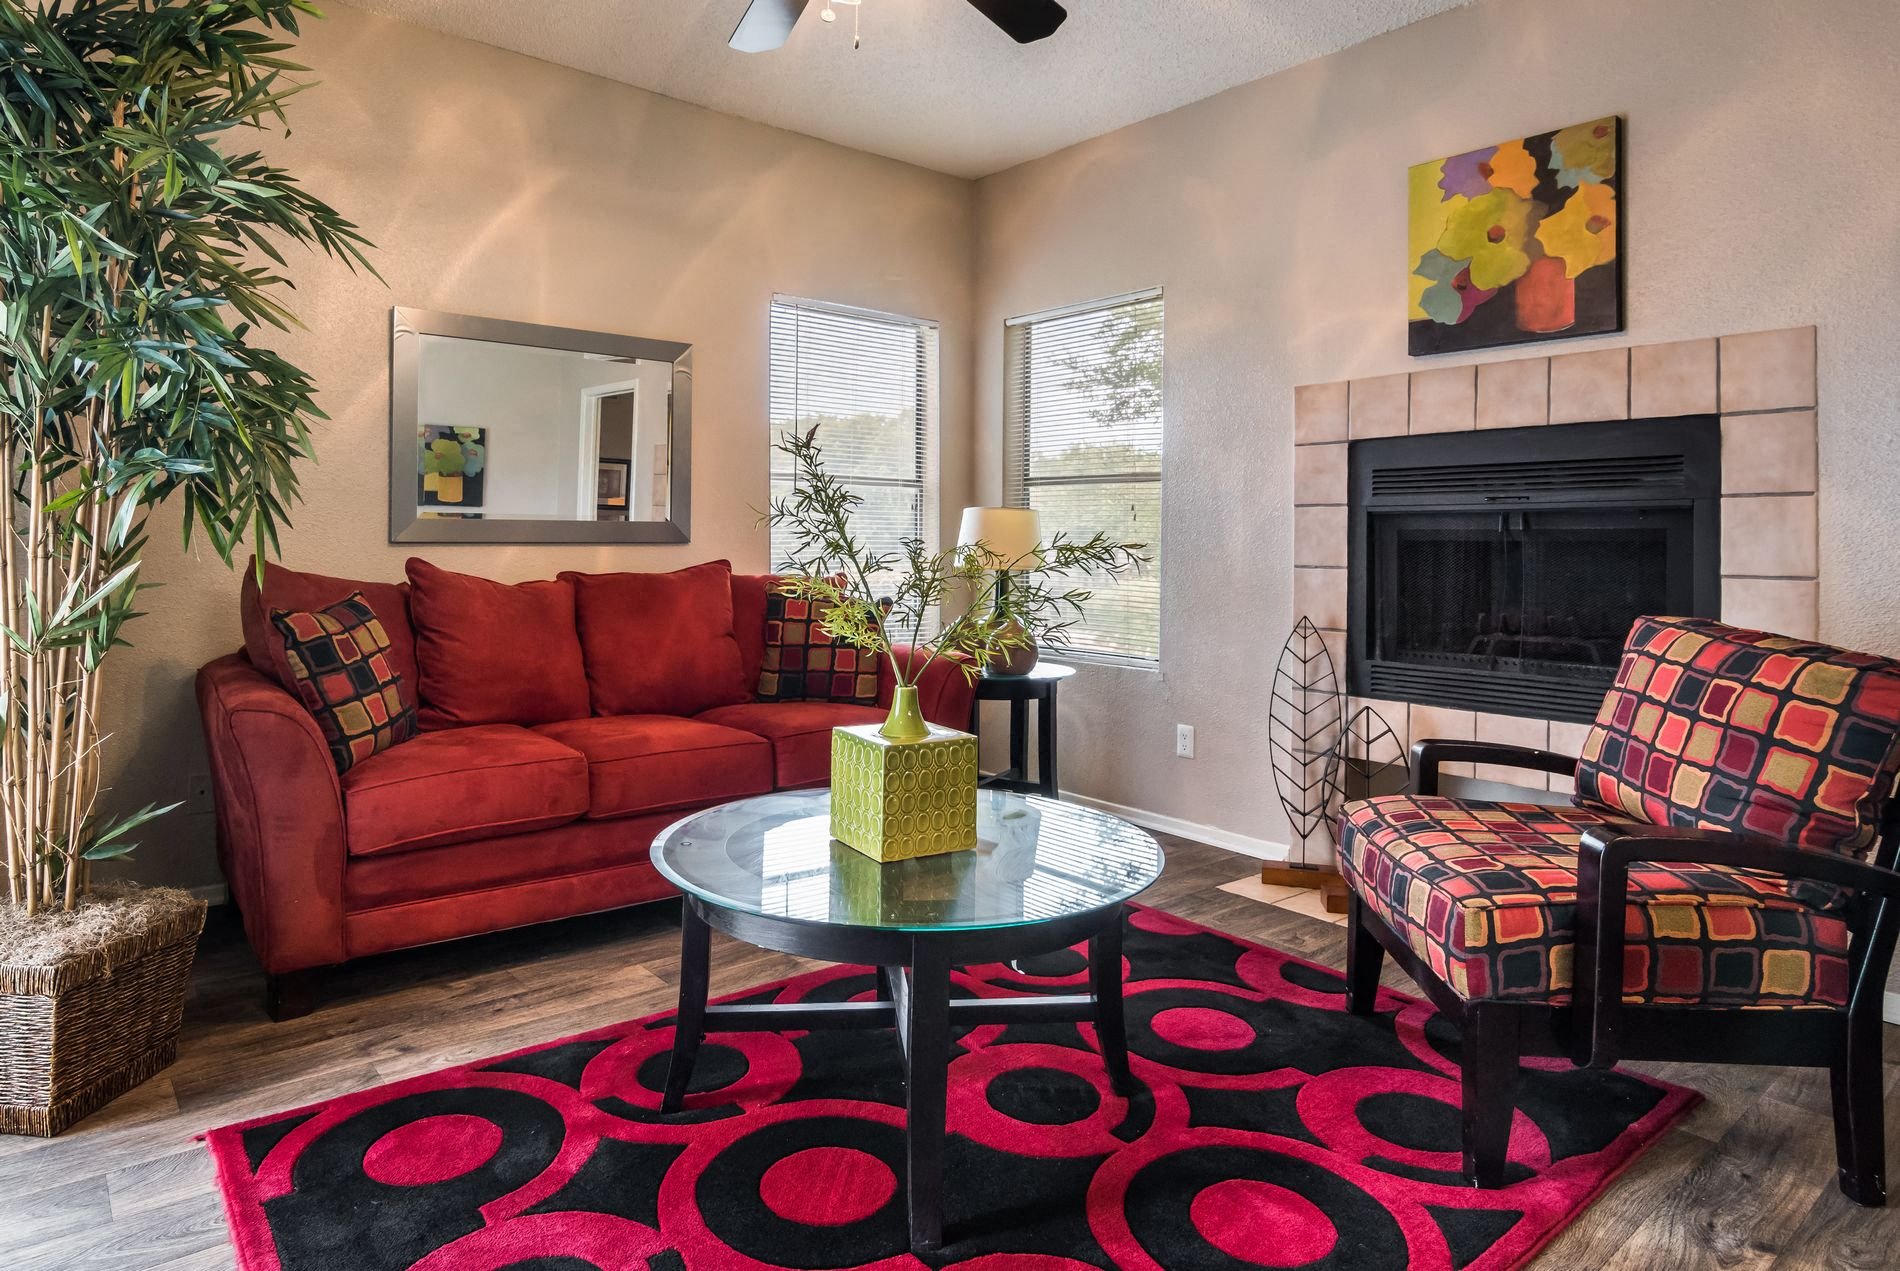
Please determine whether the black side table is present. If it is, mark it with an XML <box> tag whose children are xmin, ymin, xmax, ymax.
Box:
<box><xmin>971</xmin><ymin>661</ymin><xmax>1075</xmax><ymax>798</ymax></box>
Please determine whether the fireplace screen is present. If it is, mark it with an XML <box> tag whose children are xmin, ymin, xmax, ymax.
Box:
<box><xmin>1348</xmin><ymin>418</ymin><xmax>1721</xmax><ymax>723</ymax></box>
<box><xmin>1377</xmin><ymin>508</ymin><xmax>1688</xmax><ymax>681</ymax></box>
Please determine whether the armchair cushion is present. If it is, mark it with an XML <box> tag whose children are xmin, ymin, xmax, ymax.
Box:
<box><xmin>1576</xmin><ymin>616</ymin><xmax>1900</xmax><ymax>857</ymax></box>
<box><xmin>1338</xmin><ymin>794</ymin><xmax>1851</xmax><ymax>1008</ymax></box>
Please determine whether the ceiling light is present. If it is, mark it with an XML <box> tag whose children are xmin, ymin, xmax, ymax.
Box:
<box><xmin>821</xmin><ymin>0</ymin><xmax>864</xmax><ymax>48</ymax></box>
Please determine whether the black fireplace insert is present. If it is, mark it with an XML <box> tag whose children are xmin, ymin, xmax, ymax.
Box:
<box><xmin>1346</xmin><ymin>417</ymin><xmax>1721</xmax><ymax>723</ymax></box>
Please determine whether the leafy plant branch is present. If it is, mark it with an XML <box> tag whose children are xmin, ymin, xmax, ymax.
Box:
<box><xmin>765</xmin><ymin>424</ymin><xmax>1148</xmax><ymax>688</ymax></box>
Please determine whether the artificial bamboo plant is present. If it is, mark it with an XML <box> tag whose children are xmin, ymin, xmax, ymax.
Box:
<box><xmin>0</xmin><ymin>0</ymin><xmax>374</xmax><ymax>913</ymax></box>
<box><xmin>767</xmin><ymin>424</ymin><xmax>1146</xmax><ymax>735</ymax></box>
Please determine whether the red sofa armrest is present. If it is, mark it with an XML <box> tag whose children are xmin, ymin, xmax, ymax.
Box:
<box><xmin>879</xmin><ymin>645</ymin><xmax>978</xmax><ymax>731</ymax></box>
<box><xmin>195</xmin><ymin>653</ymin><xmax>348</xmax><ymax>975</ymax></box>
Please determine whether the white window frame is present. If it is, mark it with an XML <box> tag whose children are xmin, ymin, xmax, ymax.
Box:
<box><xmin>1004</xmin><ymin>288</ymin><xmax>1164</xmax><ymax>670</ymax></box>
<box><xmin>768</xmin><ymin>295</ymin><xmax>941</xmax><ymax>628</ymax></box>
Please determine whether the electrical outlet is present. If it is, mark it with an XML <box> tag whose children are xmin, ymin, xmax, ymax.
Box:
<box><xmin>1175</xmin><ymin>724</ymin><xmax>1195</xmax><ymax>759</ymax></box>
<box><xmin>187</xmin><ymin>771</ymin><xmax>213</xmax><ymax>810</ymax></box>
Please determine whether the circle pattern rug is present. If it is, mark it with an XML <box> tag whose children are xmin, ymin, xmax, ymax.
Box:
<box><xmin>205</xmin><ymin>905</ymin><xmax>1696</xmax><ymax>1269</ymax></box>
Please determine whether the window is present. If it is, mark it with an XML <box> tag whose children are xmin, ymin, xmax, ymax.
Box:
<box><xmin>1004</xmin><ymin>290</ymin><xmax>1163</xmax><ymax>666</ymax></box>
<box><xmin>769</xmin><ymin>297</ymin><xmax>939</xmax><ymax>623</ymax></box>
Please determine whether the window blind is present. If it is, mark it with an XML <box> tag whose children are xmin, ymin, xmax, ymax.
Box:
<box><xmin>769</xmin><ymin>297</ymin><xmax>938</xmax><ymax>631</ymax></box>
<box><xmin>1004</xmin><ymin>291</ymin><xmax>1163</xmax><ymax>667</ymax></box>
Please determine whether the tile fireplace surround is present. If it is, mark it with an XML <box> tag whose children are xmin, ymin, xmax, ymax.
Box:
<box><xmin>1291</xmin><ymin>325</ymin><xmax>1818</xmax><ymax>806</ymax></box>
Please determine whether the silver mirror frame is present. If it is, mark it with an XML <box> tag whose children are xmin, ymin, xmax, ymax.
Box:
<box><xmin>388</xmin><ymin>307</ymin><xmax>693</xmax><ymax>544</ymax></box>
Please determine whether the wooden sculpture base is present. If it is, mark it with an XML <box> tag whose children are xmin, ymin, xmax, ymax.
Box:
<box><xmin>1259</xmin><ymin>863</ymin><xmax>1351</xmax><ymax>915</ymax></box>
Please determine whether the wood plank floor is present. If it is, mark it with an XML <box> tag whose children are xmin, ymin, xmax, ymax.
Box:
<box><xmin>1</xmin><ymin>834</ymin><xmax>1892</xmax><ymax>1269</ymax></box>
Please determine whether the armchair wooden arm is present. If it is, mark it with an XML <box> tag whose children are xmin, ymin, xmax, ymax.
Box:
<box><xmin>1574</xmin><ymin>823</ymin><xmax>1900</xmax><ymax>1067</ymax></box>
<box><xmin>1410</xmin><ymin>739</ymin><xmax>1579</xmax><ymax>796</ymax></box>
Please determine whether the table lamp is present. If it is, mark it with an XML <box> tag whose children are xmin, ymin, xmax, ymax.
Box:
<box><xmin>957</xmin><ymin>506</ymin><xmax>1043</xmax><ymax>676</ymax></box>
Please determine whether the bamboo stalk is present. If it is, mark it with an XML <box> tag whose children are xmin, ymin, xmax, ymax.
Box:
<box><xmin>61</xmin><ymin>484</ymin><xmax>109</xmax><ymax>913</ymax></box>
<box><xmin>44</xmin><ymin>492</ymin><xmax>82</xmax><ymax>904</ymax></box>
<box><xmin>20</xmin><ymin>313</ymin><xmax>51</xmax><ymax>914</ymax></box>
<box><xmin>1</xmin><ymin>423</ymin><xmax>17</xmax><ymax>907</ymax></box>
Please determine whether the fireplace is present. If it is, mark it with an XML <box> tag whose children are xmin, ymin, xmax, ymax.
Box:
<box><xmin>1347</xmin><ymin>417</ymin><xmax>1721</xmax><ymax>723</ymax></box>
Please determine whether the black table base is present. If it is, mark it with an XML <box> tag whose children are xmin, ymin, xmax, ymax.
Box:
<box><xmin>661</xmin><ymin>897</ymin><xmax>1132</xmax><ymax>1252</ymax></box>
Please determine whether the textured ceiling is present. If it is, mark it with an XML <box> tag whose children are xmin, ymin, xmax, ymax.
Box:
<box><xmin>344</xmin><ymin>0</ymin><xmax>1478</xmax><ymax>178</ymax></box>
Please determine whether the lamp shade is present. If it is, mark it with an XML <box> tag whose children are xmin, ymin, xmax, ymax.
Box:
<box><xmin>956</xmin><ymin>506</ymin><xmax>1042</xmax><ymax>567</ymax></box>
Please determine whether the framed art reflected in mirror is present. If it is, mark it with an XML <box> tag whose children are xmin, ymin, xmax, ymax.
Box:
<box><xmin>389</xmin><ymin>308</ymin><xmax>692</xmax><ymax>543</ymax></box>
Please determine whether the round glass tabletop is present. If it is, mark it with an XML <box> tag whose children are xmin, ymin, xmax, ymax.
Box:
<box><xmin>650</xmin><ymin>789</ymin><xmax>1164</xmax><ymax>933</ymax></box>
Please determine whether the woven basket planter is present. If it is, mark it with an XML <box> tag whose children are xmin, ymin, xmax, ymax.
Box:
<box><xmin>0</xmin><ymin>889</ymin><xmax>205</xmax><ymax>1137</ymax></box>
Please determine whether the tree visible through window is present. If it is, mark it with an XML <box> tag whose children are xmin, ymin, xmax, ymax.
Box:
<box><xmin>769</xmin><ymin>297</ymin><xmax>939</xmax><ymax>629</ymax></box>
<box><xmin>1005</xmin><ymin>292</ymin><xmax>1163</xmax><ymax>665</ymax></box>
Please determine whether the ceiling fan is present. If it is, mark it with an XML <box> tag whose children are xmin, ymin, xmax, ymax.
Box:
<box><xmin>729</xmin><ymin>0</ymin><xmax>1067</xmax><ymax>52</ymax></box>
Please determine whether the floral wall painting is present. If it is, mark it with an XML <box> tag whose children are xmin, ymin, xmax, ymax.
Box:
<box><xmin>1408</xmin><ymin>116</ymin><xmax>1622</xmax><ymax>356</ymax></box>
<box><xmin>418</xmin><ymin>426</ymin><xmax>487</xmax><ymax>514</ymax></box>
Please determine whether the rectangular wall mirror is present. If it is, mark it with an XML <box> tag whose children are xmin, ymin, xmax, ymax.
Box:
<box><xmin>389</xmin><ymin>308</ymin><xmax>692</xmax><ymax>543</ymax></box>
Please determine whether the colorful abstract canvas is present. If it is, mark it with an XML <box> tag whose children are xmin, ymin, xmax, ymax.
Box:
<box><xmin>418</xmin><ymin>426</ymin><xmax>487</xmax><ymax>511</ymax></box>
<box><xmin>1409</xmin><ymin>117</ymin><xmax>1621</xmax><ymax>356</ymax></box>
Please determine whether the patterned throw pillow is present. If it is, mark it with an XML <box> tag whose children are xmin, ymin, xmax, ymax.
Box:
<box><xmin>1575</xmin><ymin>616</ymin><xmax>1900</xmax><ymax>857</ymax></box>
<box><xmin>269</xmin><ymin>592</ymin><xmax>419</xmax><ymax>774</ymax></box>
<box><xmin>757</xmin><ymin>590</ymin><xmax>879</xmax><ymax>705</ymax></box>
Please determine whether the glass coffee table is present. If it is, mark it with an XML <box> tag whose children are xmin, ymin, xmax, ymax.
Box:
<box><xmin>649</xmin><ymin>788</ymin><xmax>1164</xmax><ymax>1252</ymax></box>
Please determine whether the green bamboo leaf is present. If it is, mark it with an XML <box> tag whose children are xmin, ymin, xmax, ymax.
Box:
<box><xmin>86</xmin><ymin>800</ymin><xmax>182</xmax><ymax>852</ymax></box>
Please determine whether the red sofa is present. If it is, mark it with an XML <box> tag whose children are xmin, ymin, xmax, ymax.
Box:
<box><xmin>196</xmin><ymin>559</ymin><xmax>974</xmax><ymax>1019</ymax></box>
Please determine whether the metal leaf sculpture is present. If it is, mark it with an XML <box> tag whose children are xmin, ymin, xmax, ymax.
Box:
<box><xmin>1323</xmin><ymin>704</ymin><xmax>1412</xmax><ymax>846</ymax></box>
<box><xmin>1268</xmin><ymin>617</ymin><xmax>1344</xmax><ymax>863</ymax></box>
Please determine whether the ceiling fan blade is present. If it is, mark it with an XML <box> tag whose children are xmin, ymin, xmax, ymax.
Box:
<box><xmin>730</xmin><ymin>0</ymin><xmax>810</xmax><ymax>52</ymax></box>
<box><xmin>963</xmin><ymin>0</ymin><xmax>1067</xmax><ymax>44</ymax></box>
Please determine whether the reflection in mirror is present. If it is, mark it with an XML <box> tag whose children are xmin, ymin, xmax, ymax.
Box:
<box><xmin>391</xmin><ymin>310</ymin><xmax>691</xmax><ymax>544</ymax></box>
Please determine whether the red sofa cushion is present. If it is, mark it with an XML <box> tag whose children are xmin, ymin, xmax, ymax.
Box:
<box><xmin>405</xmin><ymin>558</ymin><xmax>590</xmax><ymax>728</ymax></box>
<box><xmin>562</xmin><ymin>561</ymin><xmax>749</xmax><ymax>717</ymax></box>
<box><xmin>1339</xmin><ymin>794</ymin><xmax>1851</xmax><ymax>1007</ymax></box>
<box><xmin>242</xmin><ymin>559</ymin><xmax>419</xmax><ymax>716</ymax></box>
<box><xmin>268</xmin><ymin>592</ymin><xmax>418</xmax><ymax>773</ymax></box>
<box><xmin>534</xmin><ymin>715</ymin><xmax>773</xmax><ymax>819</ymax></box>
<box><xmin>697</xmin><ymin>701</ymin><xmax>887</xmax><ymax>788</ymax></box>
<box><xmin>731</xmin><ymin>572</ymin><xmax>775</xmax><ymax>693</ymax></box>
<box><xmin>343</xmin><ymin>811</ymin><xmax>682</xmax><ymax>914</ymax></box>
<box><xmin>340</xmin><ymin>724</ymin><xmax>589</xmax><ymax>857</ymax></box>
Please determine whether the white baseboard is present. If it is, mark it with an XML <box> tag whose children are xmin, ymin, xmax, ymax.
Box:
<box><xmin>1059</xmin><ymin>792</ymin><xmax>1288</xmax><ymax>862</ymax></box>
<box><xmin>187</xmin><ymin>883</ymin><xmax>228</xmax><ymax>907</ymax></box>
<box><xmin>1885</xmin><ymin>990</ymin><xmax>1900</xmax><ymax>1027</ymax></box>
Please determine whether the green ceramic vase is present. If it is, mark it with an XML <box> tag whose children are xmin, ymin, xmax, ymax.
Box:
<box><xmin>880</xmin><ymin>684</ymin><xmax>930</xmax><ymax>742</ymax></box>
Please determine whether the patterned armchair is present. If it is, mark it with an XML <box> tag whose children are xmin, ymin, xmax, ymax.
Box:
<box><xmin>1338</xmin><ymin>616</ymin><xmax>1900</xmax><ymax>1205</ymax></box>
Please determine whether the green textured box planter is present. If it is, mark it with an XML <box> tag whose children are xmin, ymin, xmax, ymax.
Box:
<box><xmin>830</xmin><ymin>723</ymin><xmax>979</xmax><ymax>862</ymax></box>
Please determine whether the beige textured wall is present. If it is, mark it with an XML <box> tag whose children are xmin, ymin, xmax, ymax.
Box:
<box><xmin>110</xmin><ymin>3</ymin><xmax>976</xmax><ymax>889</ymax></box>
<box><xmin>972</xmin><ymin>0</ymin><xmax>1900</xmax><ymax>851</ymax></box>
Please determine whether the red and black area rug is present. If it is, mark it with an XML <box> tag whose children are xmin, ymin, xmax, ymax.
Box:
<box><xmin>206</xmin><ymin>907</ymin><xmax>1696</xmax><ymax>1270</ymax></box>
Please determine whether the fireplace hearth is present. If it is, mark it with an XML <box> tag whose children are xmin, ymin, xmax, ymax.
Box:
<box><xmin>1347</xmin><ymin>417</ymin><xmax>1721</xmax><ymax>723</ymax></box>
